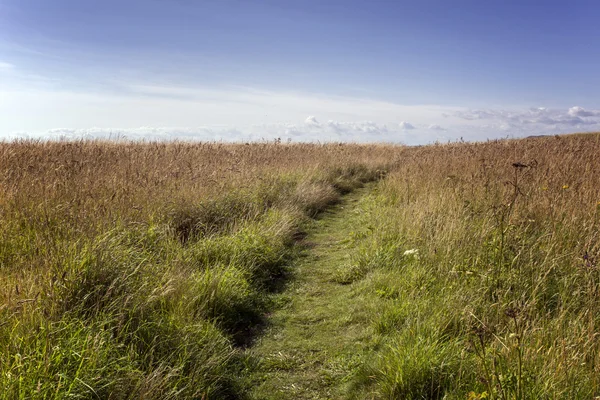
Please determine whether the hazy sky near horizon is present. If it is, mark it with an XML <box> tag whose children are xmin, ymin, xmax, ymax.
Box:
<box><xmin>2</xmin><ymin>0</ymin><xmax>600</xmax><ymax>144</ymax></box>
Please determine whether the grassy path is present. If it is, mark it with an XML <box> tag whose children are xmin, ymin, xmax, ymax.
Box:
<box><xmin>246</xmin><ymin>185</ymin><xmax>377</xmax><ymax>399</ymax></box>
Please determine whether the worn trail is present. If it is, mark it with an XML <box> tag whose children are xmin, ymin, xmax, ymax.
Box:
<box><xmin>247</xmin><ymin>185</ymin><xmax>377</xmax><ymax>399</ymax></box>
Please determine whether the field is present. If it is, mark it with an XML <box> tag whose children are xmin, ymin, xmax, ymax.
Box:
<box><xmin>343</xmin><ymin>134</ymin><xmax>600</xmax><ymax>399</ymax></box>
<box><xmin>1</xmin><ymin>135</ymin><xmax>600</xmax><ymax>399</ymax></box>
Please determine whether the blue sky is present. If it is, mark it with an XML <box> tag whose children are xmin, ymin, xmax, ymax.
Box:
<box><xmin>1</xmin><ymin>0</ymin><xmax>600</xmax><ymax>143</ymax></box>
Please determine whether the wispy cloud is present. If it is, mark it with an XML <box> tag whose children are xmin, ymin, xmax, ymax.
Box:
<box><xmin>2</xmin><ymin>80</ymin><xmax>600</xmax><ymax>144</ymax></box>
<box><xmin>5</xmin><ymin>116</ymin><xmax>443</xmax><ymax>144</ymax></box>
<box><xmin>0</xmin><ymin>61</ymin><xmax>14</xmax><ymax>70</ymax></box>
<box><xmin>0</xmin><ymin>83</ymin><xmax>457</xmax><ymax>143</ymax></box>
<box><xmin>428</xmin><ymin>124</ymin><xmax>445</xmax><ymax>131</ymax></box>
<box><xmin>453</xmin><ymin>106</ymin><xmax>600</xmax><ymax>129</ymax></box>
<box><xmin>8</xmin><ymin>121</ymin><xmax>400</xmax><ymax>143</ymax></box>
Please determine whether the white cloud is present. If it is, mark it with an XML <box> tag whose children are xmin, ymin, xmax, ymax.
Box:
<box><xmin>568</xmin><ymin>106</ymin><xmax>600</xmax><ymax>118</ymax></box>
<box><xmin>428</xmin><ymin>124</ymin><xmax>445</xmax><ymax>131</ymax></box>
<box><xmin>453</xmin><ymin>110</ymin><xmax>498</xmax><ymax>121</ymax></box>
<box><xmin>8</xmin><ymin>121</ymin><xmax>400</xmax><ymax>143</ymax></box>
<box><xmin>399</xmin><ymin>121</ymin><xmax>415</xmax><ymax>130</ymax></box>
<box><xmin>0</xmin><ymin>61</ymin><xmax>14</xmax><ymax>70</ymax></box>
<box><xmin>453</xmin><ymin>106</ymin><xmax>600</xmax><ymax>129</ymax></box>
<box><xmin>4</xmin><ymin>117</ymin><xmax>442</xmax><ymax>144</ymax></box>
<box><xmin>305</xmin><ymin>115</ymin><xmax>319</xmax><ymax>125</ymax></box>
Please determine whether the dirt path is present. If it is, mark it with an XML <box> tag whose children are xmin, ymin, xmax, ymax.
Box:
<box><xmin>246</xmin><ymin>186</ymin><xmax>377</xmax><ymax>399</ymax></box>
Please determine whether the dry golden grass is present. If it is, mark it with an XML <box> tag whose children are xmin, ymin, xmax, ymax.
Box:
<box><xmin>4</xmin><ymin>134</ymin><xmax>600</xmax><ymax>398</ymax></box>
<box><xmin>0</xmin><ymin>139</ymin><xmax>398</xmax><ymax>398</ymax></box>
<box><xmin>348</xmin><ymin>133</ymin><xmax>600</xmax><ymax>398</ymax></box>
<box><xmin>0</xmin><ymin>141</ymin><xmax>396</xmax><ymax>227</ymax></box>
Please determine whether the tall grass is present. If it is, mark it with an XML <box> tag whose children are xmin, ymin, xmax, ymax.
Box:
<box><xmin>6</xmin><ymin>134</ymin><xmax>600</xmax><ymax>398</ymax></box>
<box><xmin>347</xmin><ymin>133</ymin><xmax>600</xmax><ymax>399</ymax></box>
<box><xmin>0</xmin><ymin>140</ymin><xmax>394</xmax><ymax>398</ymax></box>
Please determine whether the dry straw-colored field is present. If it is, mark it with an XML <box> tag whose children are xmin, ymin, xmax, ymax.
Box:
<box><xmin>2</xmin><ymin>134</ymin><xmax>600</xmax><ymax>399</ymax></box>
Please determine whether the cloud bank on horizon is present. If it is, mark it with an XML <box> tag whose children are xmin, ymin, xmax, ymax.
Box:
<box><xmin>3</xmin><ymin>80</ymin><xmax>599</xmax><ymax>145</ymax></box>
<box><xmin>2</xmin><ymin>0</ymin><xmax>600</xmax><ymax>144</ymax></box>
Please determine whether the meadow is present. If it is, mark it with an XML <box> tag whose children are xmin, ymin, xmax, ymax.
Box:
<box><xmin>1</xmin><ymin>134</ymin><xmax>600</xmax><ymax>399</ymax></box>
<box><xmin>0</xmin><ymin>141</ymin><xmax>395</xmax><ymax>398</ymax></box>
<box><xmin>342</xmin><ymin>133</ymin><xmax>600</xmax><ymax>399</ymax></box>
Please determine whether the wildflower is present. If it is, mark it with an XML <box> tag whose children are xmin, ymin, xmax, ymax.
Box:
<box><xmin>403</xmin><ymin>249</ymin><xmax>419</xmax><ymax>256</ymax></box>
<box><xmin>562</xmin><ymin>185</ymin><xmax>569</xmax><ymax>189</ymax></box>
<box><xmin>541</xmin><ymin>187</ymin><xmax>548</xmax><ymax>191</ymax></box>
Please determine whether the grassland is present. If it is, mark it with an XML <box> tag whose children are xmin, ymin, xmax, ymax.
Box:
<box><xmin>0</xmin><ymin>141</ymin><xmax>395</xmax><ymax>398</ymax></box>
<box><xmin>2</xmin><ymin>134</ymin><xmax>600</xmax><ymax>399</ymax></box>
<box><xmin>336</xmin><ymin>133</ymin><xmax>600</xmax><ymax>399</ymax></box>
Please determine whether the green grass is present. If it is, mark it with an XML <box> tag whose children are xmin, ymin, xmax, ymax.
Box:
<box><xmin>246</xmin><ymin>165</ymin><xmax>600</xmax><ymax>399</ymax></box>
<box><xmin>244</xmin><ymin>184</ymin><xmax>478</xmax><ymax>399</ymax></box>
<box><xmin>244</xmin><ymin>185</ymin><xmax>383</xmax><ymax>399</ymax></box>
<box><xmin>241</xmin><ymin>187</ymin><xmax>473</xmax><ymax>400</ymax></box>
<box><xmin>0</xmin><ymin>162</ymin><xmax>383</xmax><ymax>399</ymax></box>
<box><xmin>330</xmin><ymin>152</ymin><xmax>600</xmax><ymax>399</ymax></box>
